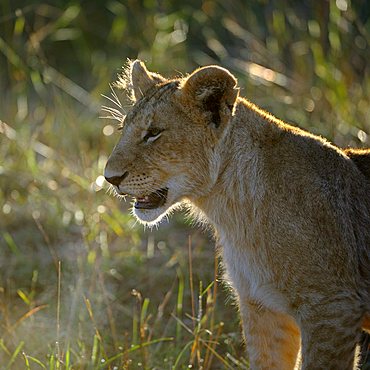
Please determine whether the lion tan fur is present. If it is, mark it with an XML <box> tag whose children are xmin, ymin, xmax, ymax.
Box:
<box><xmin>104</xmin><ymin>60</ymin><xmax>370</xmax><ymax>370</ymax></box>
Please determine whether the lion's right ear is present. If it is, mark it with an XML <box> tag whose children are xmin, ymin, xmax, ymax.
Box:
<box><xmin>179</xmin><ymin>65</ymin><xmax>239</xmax><ymax>128</ymax></box>
<box><xmin>130</xmin><ymin>60</ymin><xmax>165</xmax><ymax>101</ymax></box>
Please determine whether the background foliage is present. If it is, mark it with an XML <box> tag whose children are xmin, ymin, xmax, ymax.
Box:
<box><xmin>0</xmin><ymin>0</ymin><xmax>369</xmax><ymax>368</ymax></box>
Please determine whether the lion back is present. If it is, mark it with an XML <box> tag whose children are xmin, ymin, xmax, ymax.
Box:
<box><xmin>345</xmin><ymin>148</ymin><xmax>370</xmax><ymax>181</ymax></box>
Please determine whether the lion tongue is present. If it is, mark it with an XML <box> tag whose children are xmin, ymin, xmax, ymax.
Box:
<box><xmin>134</xmin><ymin>188</ymin><xmax>168</xmax><ymax>210</ymax></box>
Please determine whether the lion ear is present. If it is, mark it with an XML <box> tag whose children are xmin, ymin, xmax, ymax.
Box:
<box><xmin>180</xmin><ymin>66</ymin><xmax>239</xmax><ymax>128</ymax></box>
<box><xmin>130</xmin><ymin>60</ymin><xmax>165</xmax><ymax>101</ymax></box>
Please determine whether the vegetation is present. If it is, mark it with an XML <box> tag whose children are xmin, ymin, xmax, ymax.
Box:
<box><xmin>0</xmin><ymin>0</ymin><xmax>369</xmax><ymax>368</ymax></box>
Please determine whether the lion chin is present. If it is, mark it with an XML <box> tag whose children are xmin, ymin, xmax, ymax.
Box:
<box><xmin>132</xmin><ymin>197</ymin><xmax>182</xmax><ymax>226</ymax></box>
<box><xmin>133</xmin><ymin>205</ymin><xmax>168</xmax><ymax>225</ymax></box>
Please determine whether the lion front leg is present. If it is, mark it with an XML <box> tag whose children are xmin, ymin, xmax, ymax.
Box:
<box><xmin>240</xmin><ymin>300</ymin><xmax>301</xmax><ymax>370</ymax></box>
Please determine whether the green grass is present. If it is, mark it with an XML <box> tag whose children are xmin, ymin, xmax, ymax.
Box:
<box><xmin>0</xmin><ymin>86</ymin><xmax>245</xmax><ymax>367</ymax></box>
<box><xmin>0</xmin><ymin>207</ymin><xmax>246</xmax><ymax>369</ymax></box>
<box><xmin>1</xmin><ymin>1</ymin><xmax>369</xmax><ymax>369</ymax></box>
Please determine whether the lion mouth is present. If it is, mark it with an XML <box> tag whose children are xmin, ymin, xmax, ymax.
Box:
<box><xmin>134</xmin><ymin>188</ymin><xmax>168</xmax><ymax>210</ymax></box>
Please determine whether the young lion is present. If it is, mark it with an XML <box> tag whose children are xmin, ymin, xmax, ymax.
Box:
<box><xmin>104</xmin><ymin>61</ymin><xmax>370</xmax><ymax>370</ymax></box>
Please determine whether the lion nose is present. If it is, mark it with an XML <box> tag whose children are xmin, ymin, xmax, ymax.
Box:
<box><xmin>105</xmin><ymin>171</ymin><xmax>129</xmax><ymax>187</ymax></box>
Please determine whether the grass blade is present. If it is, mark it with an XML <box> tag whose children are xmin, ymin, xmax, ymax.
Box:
<box><xmin>10</xmin><ymin>305</ymin><xmax>48</xmax><ymax>332</ymax></box>
<box><xmin>22</xmin><ymin>354</ymin><xmax>46</xmax><ymax>369</ymax></box>
<box><xmin>98</xmin><ymin>337</ymin><xmax>174</xmax><ymax>369</ymax></box>
<box><xmin>22</xmin><ymin>352</ymin><xmax>31</xmax><ymax>370</ymax></box>
<box><xmin>172</xmin><ymin>340</ymin><xmax>193</xmax><ymax>370</ymax></box>
<box><xmin>65</xmin><ymin>345</ymin><xmax>71</xmax><ymax>369</ymax></box>
<box><xmin>48</xmin><ymin>354</ymin><xmax>55</xmax><ymax>370</ymax></box>
<box><xmin>91</xmin><ymin>334</ymin><xmax>100</xmax><ymax>366</ymax></box>
<box><xmin>0</xmin><ymin>339</ymin><xmax>11</xmax><ymax>356</ymax></box>
<box><xmin>3</xmin><ymin>232</ymin><xmax>20</xmax><ymax>256</ymax></box>
<box><xmin>176</xmin><ymin>268</ymin><xmax>184</xmax><ymax>345</ymax></box>
<box><xmin>6</xmin><ymin>341</ymin><xmax>24</xmax><ymax>369</ymax></box>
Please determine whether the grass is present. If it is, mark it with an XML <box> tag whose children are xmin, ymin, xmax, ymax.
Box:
<box><xmin>1</xmin><ymin>1</ymin><xmax>369</xmax><ymax>369</ymax></box>
<box><xmin>0</xmin><ymin>205</ymin><xmax>246</xmax><ymax>368</ymax></box>
<box><xmin>1</xmin><ymin>93</ymin><xmax>246</xmax><ymax>367</ymax></box>
<box><xmin>0</xmin><ymin>63</ymin><xmax>246</xmax><ymax>367</ymax></box>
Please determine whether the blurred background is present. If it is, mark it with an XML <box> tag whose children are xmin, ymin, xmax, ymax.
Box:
<box><xmin>0</xmin><ymin>0</ymin><xmax>369</xmax><ymax>368</ymax></box>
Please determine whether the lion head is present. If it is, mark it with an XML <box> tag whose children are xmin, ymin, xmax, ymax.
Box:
<box><xmin>104</xmin><ymin>60</ymin><xmax>239</xmax><ymax>224</ymax></box>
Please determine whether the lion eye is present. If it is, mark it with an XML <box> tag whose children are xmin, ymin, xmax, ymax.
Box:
<box><xmin>143</xmin><ymin>128</ymin><xmax>163</xmax><ymax>143</ymax></box>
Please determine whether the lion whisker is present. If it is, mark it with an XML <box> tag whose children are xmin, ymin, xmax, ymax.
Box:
<box><xmin>99</xmin><ymin>115</ymin><xmax>123</xmax><ymax>122</ymax></box>
<box><xmin>101</xmin><ymin>105</ymin><xmax>124</xmax><ymax>116</ymax></box>
<box><xmin>101</xmin><ymin>94</ymin><xmax>122</xmax><ymax>110</ymax></box>
<box><xmin>110</xmin><ymin>84</ymin><xmax>123</xmax><ymax>107</ymax></box>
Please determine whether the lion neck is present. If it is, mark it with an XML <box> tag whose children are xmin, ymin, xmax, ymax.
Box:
<box><xmin>190</xmin><ymin>99</ymin><xmax>279</xmax><ymax>243</ymax></box>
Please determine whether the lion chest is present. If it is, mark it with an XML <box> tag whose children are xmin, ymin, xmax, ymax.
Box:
<box><xmin>220</xmin><ymin>234</ymin><xmax>291</xmax><ymax>314</ymax></box>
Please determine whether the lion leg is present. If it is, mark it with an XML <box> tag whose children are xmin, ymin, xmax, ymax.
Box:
<box><xmin>240</xmin><ymin>300</ymin><xmax>301</xmax><ymax>370</ymax></box>
<box><xmin>298</xmin><ymin>300</ymin><xmax>363</xmax><ymax>370</ymax></box>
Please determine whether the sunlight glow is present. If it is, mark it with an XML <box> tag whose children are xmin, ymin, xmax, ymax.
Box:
<box><xmin>95</xmin><ymin>175</ymin><xmax>105</xmax><ymax>187</ymax></box>
<box><xmin>103</xmin><ymin>124</ymin><xmax>114</xmax><ymax>136</ymax></box>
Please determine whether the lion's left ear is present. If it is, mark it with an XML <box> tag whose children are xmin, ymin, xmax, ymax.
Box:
<box><xmin>179</xmin><ymin>65</ymin><xmax>239</xmax><ymax>128</ymax></box>
<box><xmin>130</xmin><ymin>60</ymin><xmax>166</xmax><ymax>101</ymax></box>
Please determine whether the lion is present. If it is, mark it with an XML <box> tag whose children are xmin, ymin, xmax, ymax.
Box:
<box><xmin>104</xmin><ymin>60</ymin><xmax>370</xmax><ymax>370</ymax></box>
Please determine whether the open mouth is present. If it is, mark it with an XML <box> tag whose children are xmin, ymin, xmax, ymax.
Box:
<box><xmin>134</xmin><ymin>188</ymin><xmax>168</xmax><ymax>210</ymax></box>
